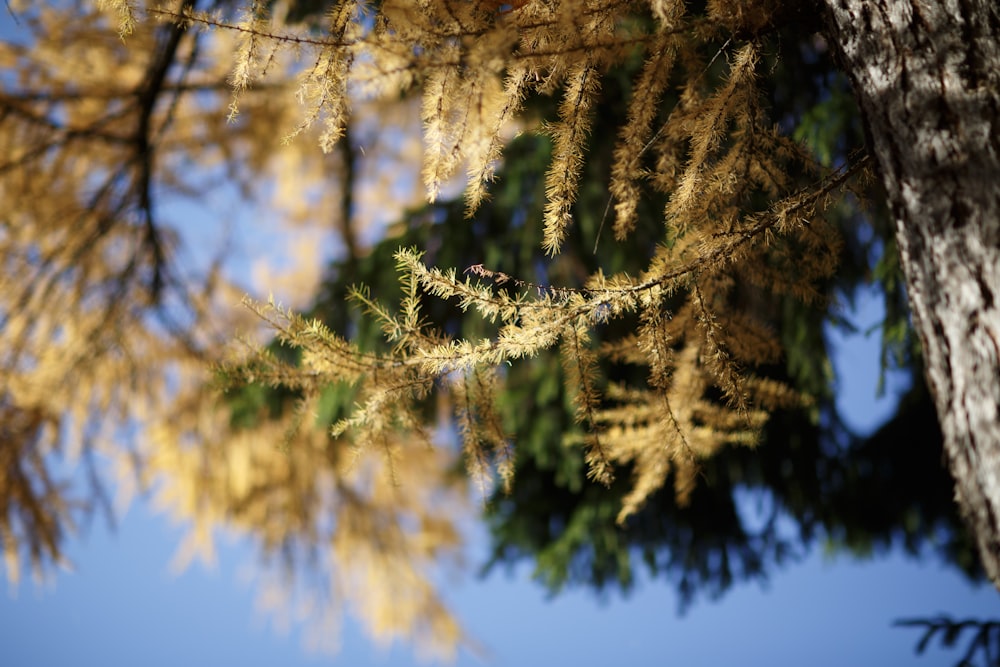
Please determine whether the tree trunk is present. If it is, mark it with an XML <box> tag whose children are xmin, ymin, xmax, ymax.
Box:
<box><xmin>819</xmin><ymin>0</ymin><xmax>1000</xmax><ymax>584</ymax></box>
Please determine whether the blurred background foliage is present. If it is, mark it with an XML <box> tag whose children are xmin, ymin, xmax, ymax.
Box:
<box><xmin>231</xmin><ymin>0</ymin><xmax>981</xmax><ymax>609</ymax></box>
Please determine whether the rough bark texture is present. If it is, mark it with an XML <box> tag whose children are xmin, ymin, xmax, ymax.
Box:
<box><xmin>819</xmin><ymin>0</ymin><xmax>1000</xmax><ymax>584</ymax></box>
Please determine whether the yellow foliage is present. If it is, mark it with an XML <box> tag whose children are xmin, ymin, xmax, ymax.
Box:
<box><xmin>0</xmin><ymin>0</ymin><xmax>871</xmax><ymax>659</ymax></box>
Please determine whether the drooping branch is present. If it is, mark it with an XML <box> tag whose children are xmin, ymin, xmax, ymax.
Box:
<box><xmin>132</xmin><ymin>0</ymin><xmax>198</xmax><ymax>298</ymax></box>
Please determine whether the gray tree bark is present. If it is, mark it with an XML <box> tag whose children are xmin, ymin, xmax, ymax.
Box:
<box><xmin>819</xmin><ymin>0</ymin><xmax>1000</xmax><ymax>583</ymax></box>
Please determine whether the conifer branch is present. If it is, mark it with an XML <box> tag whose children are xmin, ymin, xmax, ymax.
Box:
<box><xmin>563</xmin><ymin>317</ymin><xmax>613</xmax><ymax>485</ymax></box>
<box><xmin>543</xmin><ymin>63</ymin><xmax>599</xmax><ymax>255</ymax></box>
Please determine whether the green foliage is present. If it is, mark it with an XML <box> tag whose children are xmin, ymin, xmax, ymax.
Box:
<box><xmin>896</xmin><ymin>616</ymin><xmax>1000</xmax><ymax>667</ymax></box>
<box><xmin>219</xmin><ymin>5</ymin><xmax>980</xmax><ymax>609</ymax></box>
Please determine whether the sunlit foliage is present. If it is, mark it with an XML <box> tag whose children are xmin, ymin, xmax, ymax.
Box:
<box><xmin>0</xmin><ymin>0</ymin><xmax>880</xmax><ymax>658</ymax></box>
<box><xmin>198</xmin><ymin>0</ymin><xmax>867</xmax><ymax>524</ymax></box>
<box><xmin>0</xmin><ymin>0</ymin><xmax>464</xmax><ymax>655</ymax></box>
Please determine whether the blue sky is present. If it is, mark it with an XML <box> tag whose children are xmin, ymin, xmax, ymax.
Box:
<box><xmin>3</xmin><ymin>288</ymin><xmax>998</xmax><ymax>667</ymax></box>
<box><xmin>3</xmin><ymin>504</ymin><xmax>997</xmax><ymax>667</ymax></box>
